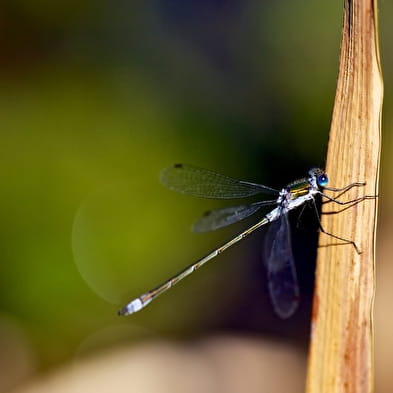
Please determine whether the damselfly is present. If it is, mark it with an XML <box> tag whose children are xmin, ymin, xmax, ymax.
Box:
<box><xmin>119</xmin><ymin>164</ymin><xmax>370</xmax><ymax>319</ymax></box>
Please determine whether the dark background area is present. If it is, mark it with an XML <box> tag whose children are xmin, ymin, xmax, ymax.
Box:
<box><xmin>0</xmin><ymin>1</ymin><xmax>392</xmax><ymax>392</ymax></box>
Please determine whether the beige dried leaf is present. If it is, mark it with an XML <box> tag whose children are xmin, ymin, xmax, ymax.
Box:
<box><xmin>306</xmin><ymin>1</ymin><xmax>383</xmax><ymax>393</ymax></box>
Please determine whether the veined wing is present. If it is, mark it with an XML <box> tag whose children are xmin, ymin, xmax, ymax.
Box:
<box><xmin>192</xmin><ymin>200</ymin><xmax>276</xmax><ymax>232</ymax></box>
<box><xmin>264</xmin><ymin>210</ymin><xmax>299</xmax><ymax>319</ymax></box>
<box><xmin>160</xmin><ymin>164</ymin><xmax>278</xmax><ymax>199</ymax></box>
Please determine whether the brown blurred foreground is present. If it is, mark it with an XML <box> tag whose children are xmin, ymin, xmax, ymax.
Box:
<box><xmin>10</xmin><ymin>337</ymin><xmax>306</xmax><ymax>393</ymax></box>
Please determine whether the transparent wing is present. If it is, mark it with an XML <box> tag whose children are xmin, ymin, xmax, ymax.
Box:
<box><xmin>160</xmin><ymin>164</ymin><xmax>278</xmax><ymax>199</ymax></box>
<box><xmin>263</xmin><ymin>210</ymin><xmax>300</xmax><ymax>319</ymax></box>
<box><xmin>192</xmin><ymin>200</ymin><xmax>276</xmax><ymax>232</ymax></box>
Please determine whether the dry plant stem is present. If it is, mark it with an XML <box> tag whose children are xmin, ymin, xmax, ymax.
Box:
<box><xmin>305</xmin><ymin>1</ymin><xmax>383</xmax><ymax>393</ymax></box>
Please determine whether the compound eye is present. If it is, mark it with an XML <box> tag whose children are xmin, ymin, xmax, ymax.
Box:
<box><xmin>317</xmin><ymin>174</ymin><xmax>328</xmax><ymax>187</ymax></box>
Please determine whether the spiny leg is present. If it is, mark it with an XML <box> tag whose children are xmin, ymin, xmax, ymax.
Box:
<box><xmin>320</xmin><ymin>193</ymin><xmax>377</xmax><ymax>206</ymax></box>
<box><xmin>296</xmin><ymin>202</ymin><xmax>311</xmax><ymax>229</ymax></box>
<box><xmin>321</xmin><ymin>198</ymin><xmax>376</xmax><ymax>215</ymax></box>
<box><xmin>324</xmin><ymin>181</ymin><xmax>365</xmax><ymax>193</ymax></box>
<box><xmin>311</xmin><ymin>199</ymin><xmax>361</xmax><ymax>254</ymax></box>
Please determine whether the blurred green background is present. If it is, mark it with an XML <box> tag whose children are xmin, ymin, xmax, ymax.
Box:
<box><xmin>0</xmin><ymin>1</ymin><xmax>392</xmax><ymax>392</ymax></box>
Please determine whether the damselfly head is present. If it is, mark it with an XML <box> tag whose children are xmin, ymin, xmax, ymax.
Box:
<box><xmin>309</xmin><ymin>168</ymin><xmax>329</xmax><ymax>188</ymax></box>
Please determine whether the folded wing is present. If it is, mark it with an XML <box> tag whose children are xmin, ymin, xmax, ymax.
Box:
<box><xmin>161</xmin><ymin>164</ymin><xmax>278</xmax><ymax>199</ymax></box>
